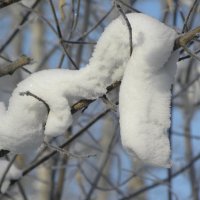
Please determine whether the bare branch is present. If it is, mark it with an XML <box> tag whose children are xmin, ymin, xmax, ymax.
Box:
<box><xmin>0</xmin><ymin>0</ymin><xmax>21</xmax><ymax>9</ymax></box>
<box><xmin>71</xmin><ymin>81</ymin><xmax>121</xmax><ymax>114</ymax></box>
<box><xmin>0</xmin><ymin>55</ymin><xmax>32</xmax><ymax>77</ymax></box>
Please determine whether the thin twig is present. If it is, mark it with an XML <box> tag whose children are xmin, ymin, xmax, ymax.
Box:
<box><xmin>20</xmin><ymin>3</ymin><xmax>58</xmax><ymax>36</ymax></box>
<box><xmin>9</xmin><ymin>109</ymin><xmax>110</xmax><ymax>187</ymax></box>
<box><xmin>115</xmin><ymin>1</ymin><xmax>133</xmax><ymax>56</ymax></box>
<box><xmin>43</xmin><ymin>141</ymin><xmax>96</xmax><ymax>159</ymax></box>
<box><xmin>0</xmin><ymin>0</ymin><xmax>21</xmax><ymax>9</ymax></box>
<box><xmin>77</xmin><ymin>6</ymin><xmax>114</xmax><ymax>41</ymax></box>
<box><xmin>71</xmin><ymin>0</ymin><xmax>80</xmax><ymax>33</ymax></box>
<box><xmin>182</xmin><ymin>0</ymin><xmax>199</xmax><ymax>33</ymax></box>
<box><xmin>168</xmin><ymin>86</ymin><xmax>173</xmax><ymax>200</ymax></box>
<box><xmin>19</xmin><ymin>91</ymin><xmax>50</xmax><ymax>113</ymax></box>
<box><xmin>179</xmin><ymin>48</ymin><xmax>200</xmax><ymax>61</ymax></box>
<box><xmin>173</xmin><ymin>73</ymin><xmax>200</xmax><ymax>99</ymax></box>
<box><xmin>174</xmin><ymin>26</ymin><xmax>200</xmax><ymax>50</ymax></box>
<box><xmin>181</xmin><ymin>45</ymin><xmax>200</xmax><ymax>62</ymax></box>
<box><xmin>48</xmin><ymin>0</ymin><xmax>78</xmax><ymax>69</ymax></box>
<box><xmin>0</xmin><ymin>155</ymin><xmax>17</xmax><ymax>191</ymax></box>
<box><xmin>75</xmin><ymin>0</ymin><xmax>91</xmax><ymax>68</ymax></box>
<box><xmin>81</xmin><ymin>159</ymin><xmax>125</xmax><ymax>195</ymax></box>
<box><xmin>172</xmin><ymin>131</ymin><xmax>200</xmax><ymax>140</ymax></box>
<box><xmin>62</xmin><ymin>40</ymin><xmax>96</xmax><ymax>45</ymax></box>
<box><xmin>71</xmin><ymin>81</ymin><xmax>120</xmax><ymax>114</ymax></box>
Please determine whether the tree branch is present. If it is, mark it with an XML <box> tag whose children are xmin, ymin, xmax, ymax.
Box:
<box><xmin>0</xmin><ymin>0</ymin><xmax>21</xmax><ymax>9</ymax></box>
<box><xmin>174</xmin><ymin>26</ymin><xmax>200</xmax><ymax>50</ymax></box>
<box><xmin>0</xmin><ymin>55</ymin><xmax>32</xmax><ymax>77</ymax></box>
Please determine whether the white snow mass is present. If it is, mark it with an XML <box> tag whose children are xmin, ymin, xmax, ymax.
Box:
<box><xmin>0</xmin><ymin>13</ymin><xmax>178</xmax><ymax>167</ymax></box>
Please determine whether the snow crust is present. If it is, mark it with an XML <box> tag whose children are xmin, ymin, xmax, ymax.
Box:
<box><xmin>0</xmin><ymin>160</ymin><xmax>22</xmax><ymax>193</ymax></box>
<box><xmin>0</xmin><ymin>13</ymin><xmax>178</xmax><ymax>167</ymax></box>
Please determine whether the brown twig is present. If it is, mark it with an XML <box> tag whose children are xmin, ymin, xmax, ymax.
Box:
<box><xmin>118</xmin><ymin>0</ymin><xmax>141</xmax><ymax>13</ymax></box>
<box><xmin>115</xmin><ymin>1</ymin><xmax>133</xmax><ymax>56</ymax></box>
<box><xmin>0</xmin><ymin>0</ymin><xmax>41</xmax><ymax>53</ymax></box>
<box><xmin>48</xmin><ymin>0</ymin><xmax>78</xmax><ymax>69</ymax></box>
<box><xmin>179</xmin><ymin>48</ymin><xmax>200</xmax><ymax>61</ymax></box>
<box><xmin>0</xmin><ymin>55</ymin><xmax>32</xmax><ymax>77</ymax></box>
<box><xmin>71</xmin><ymin>81</ymin><xmax>121</xmax><ymax>114</ymax></box>
<box><xmin>0</xmin><ymin>155</ymin><xmax>17</xmax><ymax>191</ymax></box>
<box><xmin>182</xmin><ymin>0</ymin><xmax>199</xmax><ymax>33</ymax></box>
<box><xmin>19</xmin><ymin>91</ymin><xmax>50</xmax><ymax>113</ymax></box>
<box><xmin>77</xmin><ymin>6</ymin><xmax>114</xmax><ymax>41</ymax></box>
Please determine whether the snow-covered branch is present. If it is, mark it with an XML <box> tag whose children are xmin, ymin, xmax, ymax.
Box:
<box><xmin>0</xmin><ymin>13</ymin><xmax>180</xmax><ymax>168</ymax></box>
<box><xmin>72</xmin><ymin>27</ymin><xmax>200</xmax><ymax>115</ymax></box>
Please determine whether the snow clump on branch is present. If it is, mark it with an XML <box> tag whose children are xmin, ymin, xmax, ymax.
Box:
<box><xmin>0</xmin><ymin>13</ymin><xmax>178</xmax><ymax>167</ymax></box>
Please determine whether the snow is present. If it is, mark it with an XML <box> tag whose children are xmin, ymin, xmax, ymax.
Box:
<box><xmin>0</xmin><ymin>13</ymin><xmax>179</xmax><ymax>167</ymax></box>
<box><xmin>0</xmin><ymin>102</ymin><xmax>5</xmax><ymax>115</ymax></box>
<box><xmin>0</xmin><ymin>13</ymin><xmax>130</xmax><ymax>154</ymax></box>
<box><xmin>119</xmin><ymin>14</ymin><xmax>178</xmax><ymax>167</ymax></box>
<box><xmin>0</xmin><ymin>160</ymin><xmax>22</xmax><ymax>193</ymax></box>
<box><xmin>21</xmin><ymin>0</ymin><xmax>36</xmax><ymax>7</ymax></box>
